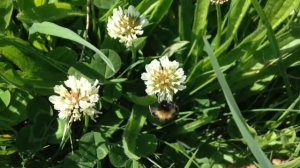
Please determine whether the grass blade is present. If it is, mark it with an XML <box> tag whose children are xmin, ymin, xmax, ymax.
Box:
<box><xmin>184</xmin><ymin>148</ymin><xmax>199</xmax><ymax>168</ymax></box>
<box><xmin>251</xmin><ymin>0</ymin><xmax>292</xmax><ymax>101</ymax></box>
<box><xmin>178</xmin><ymin>0</ymin><xmax>193</xmax><ymax>41</ymax></box>
<box><xmin>191</xmin><ymin>0</ymin><xmax>209</xmax><ymax>55</ymax></box>
<box><xmin>29</xmin><ymin>22</ymin><xmax>115</xmax><ymax>72</ymax></box>
<box><xmin>274</xmin><ymin>157</ymin><xmax>300</xmax><ymax>168</ymax></box>
<box><xmin>122</xmin><ymin>105</ymin><xmax>147</xmax><ymax>160</ymax></box>
<box><xmin>164</xmin><ymin>142</ymin><xmax>201</xmax><ymax>168</ymax></box>
<box><xmin>203</xmin><ymin>37</ymin><xmax>273</xmax><ymax>168</ymax></box>
<box><xmin>216</xmin><ymin>0</ymin><xmax>251</xmax><ymax>56</ymax></box>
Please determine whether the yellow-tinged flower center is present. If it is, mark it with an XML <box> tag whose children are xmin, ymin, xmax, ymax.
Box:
<box><xmin>66</xmin><ymin>91</ymin><xmax>81</xmax><ymax>105</ymax></box>
<box><xmin>154</xmin><ymin>70</ymin><xmax>174</xmax><ymax>91</ymax></box>
<box><xmin>120</xmin><ymin>16</ymin><xmax>140</xmax><ymax>36</ymax></box>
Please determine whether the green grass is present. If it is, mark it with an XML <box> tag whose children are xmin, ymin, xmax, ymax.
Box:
<box><xmin>1</xmin><ymin>0</ymin><xmax>300</xmax><ymax>167</ymax></box>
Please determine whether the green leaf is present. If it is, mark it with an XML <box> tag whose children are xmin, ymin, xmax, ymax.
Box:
<box><xmin>251</xmin><ymin>0</ymin><xmax>292</xmax><ymax>101</ymax></box>
<box><xmin>125</xmin><ymin>93</ymin><xmax>156</xmax><ymax>106</ymax></box>
<box><xmin>262</xmin><ymin>0</ymin><xmax>300</xmax><ymax>29</ymax></box>
<box><xmin>68</xmin><ymin>63</ymin><xmax>105</xmax><ymax>83</ymax></box>
<box><xmin>166</xmin><ymin>102</ymin><xmax>220</xmax><ymax>136</ymax></box>
<box><xmin>225</xmin><ymin>0</ymin><xmax>251</xmax><ymax>39</ymax></box>
<box><xmin>109</xmin><ymin>145</ymin><xmax>128</xmax><ymax>168</ymax></box>
<box><xmin>270</xmin><ymin>94</ymin><xmax>300</xmax><ymax>129</ymax></box>
<box><xmin>274</xmin><ymin>157</ymin><xmax>300</xmax><ymax>168</ymax></box>
<box><xmin>0</xmin><ymin>135</ymin><xmax>16</xmax><ymax>155</ymax></box>
<box><xmin>0</xmin><ymin>35</ymin><xmax>66</xmax><ymax>94</ymax></box>
<box><xmin>135</xmin><ymin>134</ymin><xmax>157</xmax><ymax>157</ymax></box>
<box><xmin>26</xmin><ymin>97</ymin><xmax>53</xmax><ymax>123</ymax></box>
<box><xmin>136</xmin><ymin>0</ymin><xmax>156</xmax><ymax>14</ymax></box>
<box><xmin>131</xmin><ymin>37</ymin><xmax>147</xmax><ymax>52</ymax></box>
<box><xmin>15</xmin><ymin>97</ymin><xmax>55</xmax><ymax>151</ymax></box>
<box><xmin>94</xmin><ymin>0</ymin><xmax>118</xmax><ymax>9</ymax></box>
<box><xmin>29</xmin><ymin>22</ymin><xmax>115</xmax><ymax>72</ymax></box>
<box><xmin>218</xmin><ymin>0</ymin><xmax>251</xmax><ymax>55</ymax></box>
<box><xmin>169</xmin><ymin>107</ymin><xmax>218</xmax><ymax>135</ymax></box>
<box><xmin>0</xmin><ymin>88</ymin><xmax>32</xmax><ymax>127</ymax></box>
<box><xmin>102</xmin><ymin>83</ymin><xmax>122</xmax><ymax>103</ymax></box>
<box><xmin>0</xmin><ymin>0</ymin><xmax>13</xmax><ymax>32</ymax></box>
<box><xmin>125</xmin><ymin>160</ymin><xmax>145</xmax><ymax>168</ymax></box>
<box><xmin>64</xmin><ymin>151</ymin><xmax>95</xmax><ymax>168</ymax></box>
<box><xmin>190</xmin><ymin>0</ymin><xmax>210</xmax><ymax>58</ymax></box>
<box><xmin>178</xmin><ymin>0</ymin><xmax>193</xmax><ymax>41</ymax></box>
<box><xmin>48</xmin><ymin>119</ymin><xmax>66</xmax><ymax>144</ymax></box>
<box><xmin>203</xmin><ymin>37</ymin><xmax>273</xmax><ymax>168</ymax></box>
<box><xmin>123</xmin><ymin>105</ymin><xmax>147</xmax><ymax>160</ymax></box>
<box><xmin>0</xmin><ymin>35</ymin><xmax>60</xmax><ymax>73</ymax></box>
<box><xmin>164</xmin><ymin>142</ymin><xmax>201</xmax><ymax>168</ymax></box>
<box><xmin>17</xmin><ymin>2</ymin><xmax>84</xmax><ymax>23</ymax></box>
<box><xmin>29</xmin><ymin>33</ymin><xmax>49</xmax><ymax>52</ymax></box>
<box><xmin>0</xmin><ymin>89</ymin><xmax>11</xmax><ymax>108</ymax></box>
<box><xmin>0</xmin><ymin>64</ymin><xmax>61</xmax><ymax>95</ymax></box>
<box><xmin>148</xmin><ymin>0</ymin><xmax>173</xmax><ymax>23</ymax></box>
<box><xmin>161</xmin><ymin>41</ymin><xmax>190</xmax><ymax>57</ymax></box>
<box><xmin>16</xmin><ymin>0</ymin><xmax>46</xmax><ymax>11</ymax></box>
<box><xmin>79</xmin><ymin>131</ymin><xmax>108</xmax><ymax>161</ymax></box>
<box><xmin>91</xmin><ymin>49</ymin><xmax>121</xmax><ymax>79</ymax></box>
<box><xmin>184</xmin><ymin>148</ymin><xmax>199</xmax><ymax>168</ymax></box>
<box><xmin>16</xmin><ymin>125</ymin><xmax>47</xmax><ymax>152</ymax></box>
<box><xmin>46</xmin><ymin>47</ymin><xmax>78</xmax><ymax>67</ymax></box>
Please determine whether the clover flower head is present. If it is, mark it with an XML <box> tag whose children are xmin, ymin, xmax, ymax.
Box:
<box><xmin>107</xmin><ymin>5</ymin><xmax>149</xmax><ymax>47</ymax></box>
<box><xmin>210</xmin><ymin>0</ymin><xmax>228</xmax><ymax>5</ymax></box>
<box><xmin>141</xmin><ymin>56</ymin><xmax>186</xmax><ymax>102</ymax></box>
<box><xmin>49</xmin><ymin>76</ymin><xmax>100</xmax><ymax>122</ymax></box>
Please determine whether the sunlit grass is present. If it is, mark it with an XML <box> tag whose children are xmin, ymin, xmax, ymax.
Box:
<box><xmin>0</xmin><ymin>0</ymin><xmax>300</xmax><ymax>167</ymax></box>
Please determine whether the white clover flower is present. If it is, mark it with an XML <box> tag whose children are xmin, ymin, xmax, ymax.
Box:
<box><xmin>49</xmin><ymin>76</ymin><xmax>100</xmax><ymax>122</ymax></box>
<box><xmin>107</xmin><ymin>5</ymin><xmax>149</xmax><ymax>47</ymax></box>
<box><xmin>141</xmin><ymin>56</ymin><xmax>186</xmax><ymax>102</ymax></box>
<box><xmin>210</xmin><ymin>0</ymin><xmax>228</xmax><ymax>5</ymax></box>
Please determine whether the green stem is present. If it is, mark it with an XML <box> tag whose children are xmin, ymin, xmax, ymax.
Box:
<box><xmin>212</xmin><ymin>4</ymin><xmax>222</xmax><ymax>49</ymax></box>
<box><xmin>79</xmin><ymin>0</ymin><xmax>91</xmax><ymax>62</ymax></box>
<box><xmin>91</xmin><ymin>0</ymin><xmax>97</xmax><ymax>33</ymax></box>
<box><xmin>96</xmin><ymin>160</ymin><xmax>101</xmax><ymax>168</ymax></box>
<box><xmin>127</xmin><ymin>47</ymin><xmax>137</xmax><ymax>77</ymax></box>
<box><xmin>83</xmin><ymin>114</ymin><xmax>89</xmax><ymax>133</ymax></box>
<box><xmin>131</xmin><ymin>47</ymin><xmax>137</xmax><ymax>64</ymax></box>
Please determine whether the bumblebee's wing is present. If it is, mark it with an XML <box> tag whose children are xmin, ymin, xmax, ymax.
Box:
<box><xmin>149</xmin><ymin>105</ymin><xmax>157</xmax><ymax>116</ymax></box>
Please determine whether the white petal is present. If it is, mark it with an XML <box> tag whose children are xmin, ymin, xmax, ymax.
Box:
<box><xmin>106</xmin><ymin>5</ymin><xmax>148</xmax><ymax>48</ymax></box>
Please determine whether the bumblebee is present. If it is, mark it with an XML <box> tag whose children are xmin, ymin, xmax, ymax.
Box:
<box><xmin>149</xmin><ymin>100</ymin><xmax>179</xmax><ymax>120</ymax></box>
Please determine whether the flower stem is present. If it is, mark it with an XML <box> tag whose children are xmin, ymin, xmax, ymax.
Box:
<box><xmin>131</xmin><ymin>47</ymin><xmax>137</xmax><ymax>65</ymax></box>
<box><xmin>83</xmin><ymin>114</ymin><xmax>89</xmax><ymax>133</ymax></box>
<box><xmin>127</xmin><ymin>47</ymin><xmax>137</xmax><ymax>77</ymax></box>
<box><xmin>79</xmin><ymin>0</ymin><xmax>91</xmax><ymax>62</ymax></box>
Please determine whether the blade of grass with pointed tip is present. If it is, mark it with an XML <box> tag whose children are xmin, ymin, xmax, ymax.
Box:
<box><xmin>164</xmin><ymin>142</ymin><xmax>201</xmax><ymax>168</ymax></box>
<box><xmin>203</xmin><ymin>37</ymin><xmax>273</xmax><ymax>168</ymax></box>
<box><xmin>184</xmin><ymin>148</ymin><xmax>199</xmax><ymax>168</ymax></box>
<box><xmin>216</xmin><ymin>0</ymin><xmax>251</xmax><ymax>56</ymax></box>
<box><xmin>147</xmin><ymin>0</ymin><xmax>173</xmax><ymax>25</ymax></box>
<box><xmin>29</xmin><ymin>22</ymin><xmax>115</xmax><ymax>72</ymax></box>
<box><xmin>251</xmin><ymin>0</ymin><xmax>292</xmax><ymax>101</ymax></box>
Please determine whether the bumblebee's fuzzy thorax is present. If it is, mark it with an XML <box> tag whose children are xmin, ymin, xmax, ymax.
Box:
<box><xmin>149</xmin><ymin>100</ymin><xmax>178</xmax><ymax>120</ymax></box>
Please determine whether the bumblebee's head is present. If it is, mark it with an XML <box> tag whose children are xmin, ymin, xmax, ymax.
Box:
<box><xmin>157</xmin><ymin>100</ymin><xmax>178</xmax><ymax>112</ymax></box>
